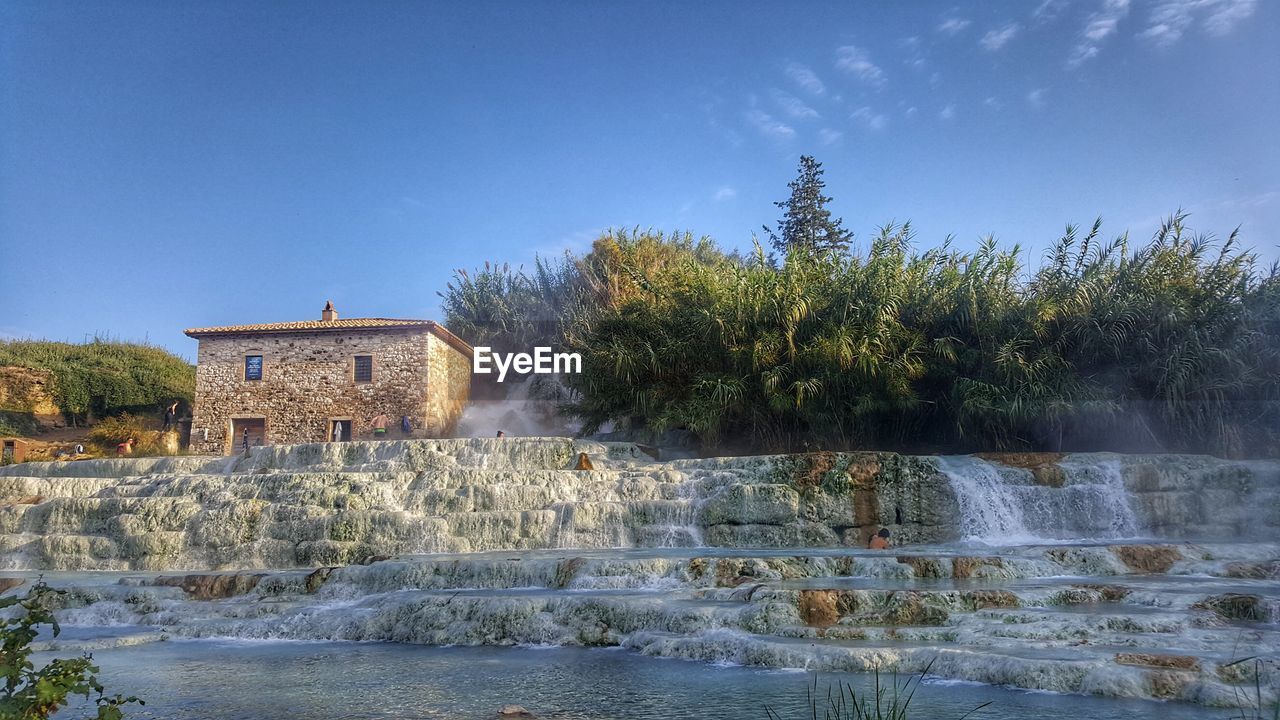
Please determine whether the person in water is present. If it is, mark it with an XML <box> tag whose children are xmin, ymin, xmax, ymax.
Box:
<box><xmin>869</xmin><ymin>527</ymin><xmax>891</xmax><ymax>550</ymax></box>
<box><xmin>496</xmin><ymin>430</ymin><xmax>505</xmax><ymax>438</ymax></box>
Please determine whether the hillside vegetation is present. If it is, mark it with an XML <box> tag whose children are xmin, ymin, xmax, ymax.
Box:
<box><xmin>443</xmin><ymin>157</ymin><xmax>1280</xmax><ymax>457</ymax></box>
<box><xmin>0</xmin><ymin>339</ymin><xmax>194</xmax><ymax>426</ymax></box>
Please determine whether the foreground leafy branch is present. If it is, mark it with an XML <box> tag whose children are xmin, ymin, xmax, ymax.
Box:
<box><xmin>0</xmin><ymin>581</ymin><xmax>142</xmax><ymax>720</ymax></box>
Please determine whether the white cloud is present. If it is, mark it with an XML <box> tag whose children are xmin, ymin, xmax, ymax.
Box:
<box><xmin>818</xmin><ymin>128</ymin><xmax>844</xmax><ymax>146</ymax></box>
<box><xmin>835</xmin><ymin>45</ymin><xmax>887</xmax><ymax>87</ymax></box>
<box><xmin>1203</xmin><ymin>0</ymin><xmax>1257</xmax><ymax>34</ymax></box>
<box><xmin>1027</xmin><ymin>88</ymin><xmax>1048</xmax><ymax>108</ymax></box>
<box><xmin>1142</xmin><ymin>0</ymin><xmax>1256</xmax><ymax>46</ymax></box>
<box><xmin>713</xmin><ymin>187</ymin><xmax>737</xmax><ymax>202</ymax></box>
<box><xmin>1216</xmin><ymin>189</ymin><xmax>1280</xmax><ymax>210</ymax></box>
<box><xmin>940</xmin><ymin>104</ymin><xmax>956</xmax><ymax>120</ymax></box>
<box><xmin>1034</xmin><ymin>0</ymin><xmax>1071</xmax><ymax>23</ymax></box>
<box><xmin>980</xmin><ymin>23</ymin><xmax>1021</xmax><ymax>51</ymax></box>
<box><xmin>937</xmin><ymin>17</ymin><xmax>971</xmax><ymax>35</ymax></box>
<box><xmin>1069</xmin><ymin>0</ymin><xmax>1131</xmax><ymax>66</ymax></box>
<box><xmin>771</xmin><ymin>89</ymin><xmax>820</xmax><ymax>120</ymax></box>
<box><xmin>900</xmin><ymin>36</ymin><xmax>927</xmax><ymax>69</ymax></box>
<box><xmin>984</xmin><ymin>96</ymin><xmax>1002</xmax><ymax>109</ymax></box>
<box><xmin>851</xmin><ymin>106</ymin><xmax>888</xmax><ymax>131</ymax></box>
<box><xmin>785</xmin><ymin>62</ymin><xmax>826</xmax><ymax>96</ymax></box>
<box><xmin>743</xmin><ymin>109</ymin><xmax>796</xmax><ymax>140</ymax></box>
<box><xmin>905</xmin><ymin>106</ymin><xmax>918</xmax><ymax>118</ymax></box>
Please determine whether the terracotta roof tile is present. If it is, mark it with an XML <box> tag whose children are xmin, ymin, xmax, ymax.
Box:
<box><xmin>183</xmin><ymin>318</ymin><xmax>472</xmax><ymax>355</ymax></box>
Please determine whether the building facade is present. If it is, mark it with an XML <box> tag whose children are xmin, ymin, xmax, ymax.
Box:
<box><xmin>185</xmin><ymin>303</ymin><xmax>471</xmax><ymax>454</ymax></box>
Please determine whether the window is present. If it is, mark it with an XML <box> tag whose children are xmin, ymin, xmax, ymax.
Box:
<box><xmin>244</xmin><ymin>355</ymin><xmax>263</xmax><ymax>381</ymax></box>
<box><xmin>354</xmin><ymin>355</ymin><xmax>373</xmax><ymax>383</ymax></box>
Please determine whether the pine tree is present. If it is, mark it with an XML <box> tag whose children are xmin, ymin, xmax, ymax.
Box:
<box><xmin>764</xmin><ymin>155</ymin><xmax>853</xmax><ymax>256</ymax></box>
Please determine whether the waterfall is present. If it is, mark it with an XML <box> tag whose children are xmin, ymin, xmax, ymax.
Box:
<box><xmin>936</xmin><ymin>457</ymin><xmax>1040</xmax><ymax>544</ymax></box>
<box><xmin>1058</xmin><ymin>457</ymin><xmax>1139</xmax><ymax>538</ymax></box>
<box><xmin>937</xmin><ymin>455</ymin><xmax>1142</xmax><ymax>545</ymax></box>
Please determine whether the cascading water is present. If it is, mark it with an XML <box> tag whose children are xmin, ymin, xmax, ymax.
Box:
<box><xmin>1057</xmin><ymin>456</ymin><xmax>1139</xmax><ymax>537</ymax></box>
<box><xmin>936</xmin><ymin>455</ymin><xmax>1142</xmax><ymax>544</ymax></box>
<box><xmin>935</xmin><ymin>456</ymin><xmax>1040</xmax><ymax>544</ymax></box>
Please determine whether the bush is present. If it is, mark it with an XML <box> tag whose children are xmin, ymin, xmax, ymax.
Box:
<box><xmin>84</xmin><ymin>414</ymin><xmax>174</xmax><ymax>457</ymax></box>
<box><xmin>0</xmin><ymin>580</ymin><xmax>142</xmax><ymax>719</ymax></box>
<box><xmin>0</xmin><ymin>339</ymin><xmax>193</xmax><ymax>426</ymax></box>
<box><xmin>0</xmin><ymin>412</ymin><xmax>40</xmax><ymax>439</ymax></box>
<box><xmin>445</xmin><ymin>216</ymin><xmax>1279</xmax><ymax>457</ymax></box>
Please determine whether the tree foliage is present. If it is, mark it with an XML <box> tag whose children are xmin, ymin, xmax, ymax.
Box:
<box><xmin>0</xmin><ymin>582</ymin><xmax>141</xmax><ymax>720</ymax></box>
<box><xmin>764</xmin><ymin>155</ymin><xmax>853</xmax><ymax>257</ymax></box>
<box><xmin>438</xmin><ymin>159</ymin><xmax>1278</xmax><ymax>457</ymax></box>
<box><xmin>559</xmin><ymin>215</ymin><xmax>1278</xmax><ymax>455</ymax></box>
<box><xmin>439</xmin><ymin>255</ymin><xmax>589</xmax><ymax>357</ymax></box>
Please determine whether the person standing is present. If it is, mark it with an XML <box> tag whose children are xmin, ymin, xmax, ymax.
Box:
<box><xmin>241</xmin><ymin>427</ymin><xmax>250</xmax><ymax>456</ymax></box>
<box><xmin>162</xmin><ymin>401</ymin><xmax>179</xmax><ymax>432</ymax></box>
<box><xmin>372</xmin><ymin>413</ymin><xmax>389</xmax><ymax>439</ymax></box>
<box><xmin>400</xmin><ymin>415</ymin><xmax>412</xmax><ymax>436</ymax></box>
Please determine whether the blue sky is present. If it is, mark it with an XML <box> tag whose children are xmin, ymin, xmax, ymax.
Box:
<box><xmin>2</xmin><ymin>0</ymin><xmax>1277</xmax><ymax>359</ymax></box>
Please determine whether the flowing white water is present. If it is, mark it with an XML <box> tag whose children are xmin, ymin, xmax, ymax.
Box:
<box><xmin>937</xmin><ymin>455</ymin><xmax>1141</xmax><ymax>544</ymax></box>
<box><xmin>1058</xmin><ymin>456</ymin><xmax>1139</xmax><ymax>538</ymax></box>
<box><xmin>935</xmin><ymin>457</ymin><xmax>1042</xmax><ymax>544</ymax></box>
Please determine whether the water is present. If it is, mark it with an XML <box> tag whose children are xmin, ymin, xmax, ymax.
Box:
<box><xmin>937</xmin><ymin>456</ymin><xmax>1141</xmax><ymax>544</ymax></box>
<box><xmin>55</xmin><ymin>640</ymin><xmax>1224</xmax><ymax>720</ymax></box>
<box><xmin>936</xmin><ymin>457</ymin><xmax>1039</xmax><ymax>543</ymax></box>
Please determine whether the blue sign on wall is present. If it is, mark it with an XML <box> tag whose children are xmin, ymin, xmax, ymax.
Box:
<box><xmin>245</xmin><ymin>355</ymin><xmax>263</xmax><ymax>381</ymax></box>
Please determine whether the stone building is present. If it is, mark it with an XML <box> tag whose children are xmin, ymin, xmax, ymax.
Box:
<box><xmin>185</xmin><ymin>302</ymin><xmax>471</xmax><ymax>454</ymax></box>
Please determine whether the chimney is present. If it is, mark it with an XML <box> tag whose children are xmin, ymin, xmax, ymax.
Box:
<box><xmin>322</xmin><ymin>300</ymin><xmax>338</xmax><ymax>322</ymax></box>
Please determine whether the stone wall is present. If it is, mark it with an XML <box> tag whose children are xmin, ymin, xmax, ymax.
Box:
<box><xmin>423</xmin><ymin>334</ymin><xmax>471</xmax><ymax>436</ymax></box>
<box><xmin>189</xmin><ymin>328</ymin><xmax>470</xmax><ymax>454</ymax></box>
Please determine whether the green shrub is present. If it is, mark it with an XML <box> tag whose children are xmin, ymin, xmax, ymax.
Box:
<box><xmin>0</xmin><ymin>412</ymin><xmax>41</xmax><ymax>439</ymax></box>
<box><xmin>84</xmin><ymin>415</ymin><xmax>172</xmax><ymax>457</ymax></box>
<box><xmin>0</xmin><ymin>339</ymin><xmax>193</xmax><ymax>426</ymax></box>
<box><xmin>445</xmin><ymin>219</ymin><xmax>1279</xmax><ymax>457</ymax></box>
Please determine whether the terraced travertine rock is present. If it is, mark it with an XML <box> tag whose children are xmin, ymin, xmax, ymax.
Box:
<box><xmin>0</xmin><ymin>439</ymin><xmax>1278</xmax><ymax>570</ymax></box>
<box><xmin>15</xmin><ymin>541</ymin><xmax>1277</xmax><ymax>709</ymax></box>
<box><xmin>3</xmin><ymin>439</ymin><xmax>1278</xmax><ymax>710</ymax></box>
